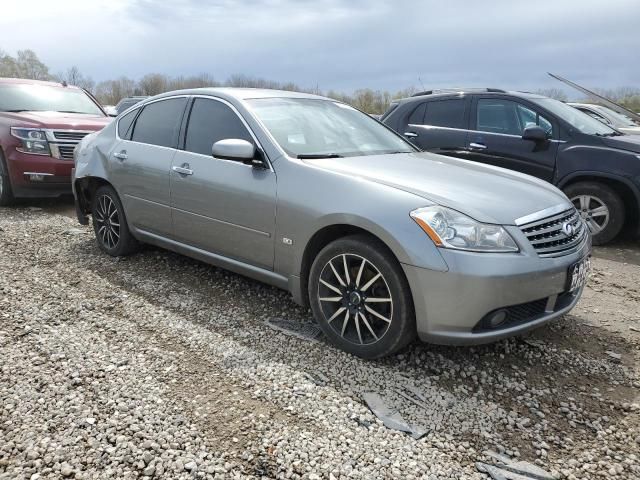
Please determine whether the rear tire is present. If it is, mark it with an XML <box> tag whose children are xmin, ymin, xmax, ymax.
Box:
<box><xmin>308</xmin><ymin>235</ymin><xmax>416</xmax><ymax>359</ymax></box>
<box><xmin>0</xmin><ymin>150</ymin><xmax>15</xmax><ymax>207</ymax></box>
<box><xmin>564</xmin><ymin>181</ymin><xmax>624</xmax><ymax>245</ymax></box>
<box><xmin>92</xmin><ymin>185</ymin><xmax>139</xmax><ymax>256</ymax></box>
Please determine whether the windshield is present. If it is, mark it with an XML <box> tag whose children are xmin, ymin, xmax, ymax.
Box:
<box><xmin>593</xmin><ymin>105</ymin><xmax>639</xmax><ymax>128</ymax></box>
<box><xmin>246</xmin><ymin>98</ymin><xmax>415</xmax><ymax>157</ymax></box>
<box><xmin>534</xmin><ymin>98</ymin><xmax>617</xmax><ymax>136</ymax></box>
<box><xmin>0</xmin><ymin>84</ymin><xmax>104</xmax><ymax>115</ymax></box>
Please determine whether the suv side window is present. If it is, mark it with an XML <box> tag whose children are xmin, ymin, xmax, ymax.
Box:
<box><xmin>476</xmin><ymin>99</ymin><xmax>521</xmax><ymax>135</ymax></box>
<box><xmin>131</xmin><ymin>97</ymin><xmax>187</xmax><ymax>148</ymax></box>
<box><xmin>424</xmin><ymin>99</ymin><xmax>466</xmax><ymax>129</ymax></box>
<box><xmin>117</xmin><ymin>108</ymin><xmax>138</xmax><ymax>140</ymax></box>
<box><xmin>407</xmin><ymin>102</ymin><xmax>427</xmax><ymax>125</ymax></box>
<box><xmin>516</xmin><ymin>104</ymin><xmax>553</xmax><ymax>135</ymax></box>
<box><xmin>184</xmin><ymin>98</ymin><xmax>254</xmax><ymax>157</ymax></box>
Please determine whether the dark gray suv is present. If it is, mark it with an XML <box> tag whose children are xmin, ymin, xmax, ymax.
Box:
<box><xmin>382</xmin><ymin>88</ymin><xmax>640</xmax><ymax>245</ymax></box>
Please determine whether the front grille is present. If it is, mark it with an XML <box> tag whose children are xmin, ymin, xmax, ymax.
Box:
<box><xmin>519</xmin><ymin>208</ymin><xmax>587</xmax><ymax>257</ymax></box>
<box><xmin>57</xmin><ymin>145</ymin><xmax>76</xmax><ymax>159</ymax></box>
<box><xmin>53</xmin><ymin>131</ymin><xmax>91</xmax><ymax>141</ymax></box>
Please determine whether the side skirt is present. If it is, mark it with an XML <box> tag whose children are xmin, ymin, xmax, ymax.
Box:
<box><xmin>133</xmin><ymin>228</ymin><xmax>290</xmax><ymax>292</ymax></box>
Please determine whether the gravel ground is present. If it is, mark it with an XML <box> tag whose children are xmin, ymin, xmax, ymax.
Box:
<box><xmin>0</xmin><ymin>206</ymin><xmax>639</xmax><ymax>479</ymax></box>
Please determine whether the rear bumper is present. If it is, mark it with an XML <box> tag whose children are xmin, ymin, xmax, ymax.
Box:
<box><xmin>403</xmin><ymin>234</ymin><xmax>591</xmax><ymax>345</ymax></box>
<box><xmin>6</xmin><ymin>148</ymin><xmax>73</xmax><ymax>198</ymax></box>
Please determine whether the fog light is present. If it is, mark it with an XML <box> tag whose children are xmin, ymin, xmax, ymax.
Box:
<box><xmin>488</xmin><ymin>310</ymin><xmax>508</xmax><ymax>328</ymax></box>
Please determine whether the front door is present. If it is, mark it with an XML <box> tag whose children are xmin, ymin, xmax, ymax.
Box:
<box><xmin>466</xmin><ymin>97</ymin><xmax>558</xmax><ymax>181</ymax></box>
<box><xmin>170</xmin><ymin>97</ymin><xmax>277</xmax><ymax>269</ymax></box>
<box><xmin>110</xmin><ymin>97</ymin><xmax>187</xmax><ymax>235</ymax></box>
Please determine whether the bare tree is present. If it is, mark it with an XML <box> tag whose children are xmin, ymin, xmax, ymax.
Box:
<box><xmin>138</xmin><ymin>73</ymin><xmax>169</xmax><ymax>96</ymax></box>
<box><xmin>534</xmin><ymin>88</ymin><xmax>568</xmax><ymax>101</ymax></box>
<box><xmin>54</xmin><ymin>66</ymin><xmax>95</xmax><ymax>92</ymax></box>
<box><xmin>14</xmin><ymin>50</ymin><xmax>50</xmax><ymax>80</ymax></box>
<box><xmin>95</xmin><ymin>77</ymin><xmax>136</xmax><ymax>105</ymax></box>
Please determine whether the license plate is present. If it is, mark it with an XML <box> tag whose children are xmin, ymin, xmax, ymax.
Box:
<box><xmin>567</xmin><ymin>256</ymin><xmax>591</xmax><ymax>292</ymax></box>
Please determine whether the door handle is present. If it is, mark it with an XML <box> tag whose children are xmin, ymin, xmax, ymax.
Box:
<box><xmin>404</xmin><ymin>132</ymin><xmax>418</xmax><ymax>138</ymax></box>
<box><xmin>172</xmin><ymin>164</ymin><xmax>193</xmax><ymax>176</ymax></box>
<box><xmin>113</xmin><ymin>150</ymin><xmax>128</xmax><ymax>161</ymax></box>
<box><xmin>469</xmin><ymin>142</ymin><xmax>487</xmax><ymax>150</ymax></box>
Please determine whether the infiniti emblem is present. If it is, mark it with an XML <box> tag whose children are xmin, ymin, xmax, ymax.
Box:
<box><xmin>562</xmin><ymin>222</ymin><xmax>575</xmax><ymax>237</ymax></box>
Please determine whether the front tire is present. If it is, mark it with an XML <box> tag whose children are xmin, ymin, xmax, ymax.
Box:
<box><xmin>308</xmin><ymin>235</ymin><xmax>416</xmax><ymax>359</ymax></box>
<box><xmin>564</xmin><ymin>182</ymin><xmax>624</xmax><ymax>245</ymax></box>
<box><xmin>0</xmin><ymin>151</ymin><xmax>15</xmax><ymax>207</ymax></box>
<box><xmin>92</xmin><ymin>185</ymin><xmax>139</xmax><ymax>256</ymax></box>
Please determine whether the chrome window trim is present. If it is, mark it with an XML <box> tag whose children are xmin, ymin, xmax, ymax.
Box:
<box><xmin>410</xmin><ymin>124</ymin><xmax>566</xmax><ymax>143</ymax></box>
<box><xmin>184</xmin><ymin>95</ymin><xmax>273</xmax><ymax>172</ymax></box>
<box><xmin>514</xmin><ymin>203</ymin><xmax>573</xmax><ymax>226</ymax></box>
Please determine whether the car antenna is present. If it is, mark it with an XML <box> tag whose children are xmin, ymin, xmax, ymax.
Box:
<box><xmin>418</xmin><ymin>76</ymin><xmax>426</xmax><ymax>92</ymax></box>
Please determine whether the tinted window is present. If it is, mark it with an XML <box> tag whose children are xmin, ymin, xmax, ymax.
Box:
<box><xmin>131</xmin><ymin>98</ymin><xmax>187</xmax><ymax>148</ymax></box>
<box><xmin>516</xmin><ymin>104</ymin><xmax>553</xmax><ymax>135</ymax></box>
<box><xmin>424</xmin><ymin>99</ymin><xmax>466</xmax><ymax>128</ymax></box>
<box><xmin>407</xmin><ymin>102</ymin><xmax>427</xmax><ymax>125</ymax></box>
<box><xmin>117</xmin><ymin>108</ymin><xmax>138</xmax><ymax>139</ymax></box>
<box><xmin>185</xmin><ymin>98</ymin><xmax>254</xmax><ymax>156</ymax></box>
<box><xmin>476</xmin><ymin>99</ymin><xmax>521</xmax><ymax>135</ymax></box>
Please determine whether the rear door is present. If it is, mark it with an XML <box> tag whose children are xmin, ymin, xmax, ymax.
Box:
<box><xmin>109</xmin><ymin>96</ymin><xmax>188</xmax><ymax>236</ymax></box>
<box><xmin>466</xmin><ymin>96</ymin><xmax>559</xmax><ymax>181</ymax></box>
<box><xmin>170</xmin><ymin>97</ymin><xmax>277</xmax><ymax>269</ymax></box>
<box><xmin>402</xmin><ymin>97</ymin><xmax>470</xmax><ymax>158</ymax></box>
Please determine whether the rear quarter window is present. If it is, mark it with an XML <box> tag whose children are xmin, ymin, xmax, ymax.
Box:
<box><xmin>424</xmin><ymin>99</ymin><xmax>466</xmax><ymax>129</ymax></box>
<box><xmin>117</xmin><ymin>108</ymin><xmax>138</xmax><ymax>139</ymax></box>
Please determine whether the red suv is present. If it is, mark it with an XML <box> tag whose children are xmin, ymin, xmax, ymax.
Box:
<box><xmin>0</xmin><ymin>78</ymin><xmax>111</xmax><ymax>205</ymax></box>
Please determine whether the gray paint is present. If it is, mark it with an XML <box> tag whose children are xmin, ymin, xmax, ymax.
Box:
<box><xmin>74</xmin><ymin>87</ymin><xmax>590</xmax><ymax>345</ymax></box>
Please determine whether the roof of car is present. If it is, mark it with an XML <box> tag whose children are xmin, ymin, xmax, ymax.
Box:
<box><xmin>152</xmin><ymin>87</ymin><xmax>327</xmax><ymax>102</ymax></box>
<box><xmin>0</xmin><ymin>77</ymin><xmax>82</xmax><ymax>89</ymax></box>
<box><xmin>397</xmin><ymin>89</ymin><xmax>548</xmax><ymax>104</ymax></box>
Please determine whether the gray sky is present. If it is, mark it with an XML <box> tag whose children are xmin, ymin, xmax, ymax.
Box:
<box><xmin>2</xmin><ymin>0</ymin><xmax>639</xmax><ymax>94</ymax></box>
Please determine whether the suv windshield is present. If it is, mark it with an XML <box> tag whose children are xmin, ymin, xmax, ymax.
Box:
<box><xmin>246</xmin><ymin>98</ymin><xmax>415</xmax><ymax>157</ymax></box>
<box><xmin>534</xmin><ymin>98</ymin><xmax>617</xmax><ymax>136</ymax></box>
<box><xmin>0</xmin><ymin>84</ymin><xmax>104</xmax><ymax>115</ymax></box>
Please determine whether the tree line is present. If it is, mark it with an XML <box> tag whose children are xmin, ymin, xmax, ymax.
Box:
<box><xmin>1</xmin><ymin>48</ymin><xmax>639</xmax><ymax>114</ymax></box>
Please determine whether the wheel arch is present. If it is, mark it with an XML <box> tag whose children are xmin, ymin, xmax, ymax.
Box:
<box><xmin>297</xmin><ymin>224</ymin><xmax>406</xmax><ymax>308</ymax></box>
<box><xmin>558</xmin><ymin>171</ymin><xmax>640</xmax><ymax>228</ymax></box>
<box><xmin>74</xmin><ymin>176</ymin><xmax>116</xmax><ymax>216</ymax></box>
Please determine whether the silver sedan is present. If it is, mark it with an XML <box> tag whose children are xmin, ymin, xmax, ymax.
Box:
<box><xmin>73</xmin><ymin>88</ymin><xmax>591</xmax><ymax>358</ymax></box>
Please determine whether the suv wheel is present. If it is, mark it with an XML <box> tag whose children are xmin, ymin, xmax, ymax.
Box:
<box><xmin>92</xmin><ymin>185</ymin><xmax>139</xmax><ymax>256</ymax></box>
<box><xmin>564</xmin><ymin>181</ymin><xmax>625</xmax><ymax>245</ymax></box>
<box><xmin>308</xmin><ymin>235</ymin><xmax>415</xmax><ymax>359</ymax></box>
<box><xmin>0</xmin><ymin>151</ymin><xmax>15</xmax><ymax>206</ymax></box>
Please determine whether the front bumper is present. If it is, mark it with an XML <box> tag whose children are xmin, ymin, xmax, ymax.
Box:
<box><xmin>403</xmin><ymin>232</ymin><xmax>591</xmax><ymax>345</ymax></box>
<box><xmin>6</xmin><ymin>148</ymin><xmax>73</xmax><ymax>198</ymax></box>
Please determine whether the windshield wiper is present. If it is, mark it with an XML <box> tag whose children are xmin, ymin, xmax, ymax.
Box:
<box><xmin>297</xmin><ymin>153</ymin><xmax>344</xmax><ymax>159</ymax></box>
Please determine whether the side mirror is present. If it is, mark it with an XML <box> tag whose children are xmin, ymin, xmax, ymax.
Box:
<box><xmin>522</xmin><ymin>125</ymin><xmax>548</xmax><ymax>142</ymax></box>
<box><xmin>212</xmin><ymin>139</ymin><xmax>260</xmax><ymax>165</ymax></box>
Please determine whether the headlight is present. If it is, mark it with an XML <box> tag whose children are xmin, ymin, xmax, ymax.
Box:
<box><xmin>410</xmin><ymin>206</ymin><xmax>519</xmax><ymax>253</ymax></box>
<box><xmin>10</xmin><ymin>128</ymin><xmax>50</xmax><ymax>155</ymax></box>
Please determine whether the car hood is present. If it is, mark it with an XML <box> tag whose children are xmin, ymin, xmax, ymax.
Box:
<box><xmin>307</xmin><ymin>152</ymin><xmax>571</xmax><ymax>225</ymax></box>
<box><xmin>1</xmin><ymin>110</ymin><xmax>111</xmax><ymax>130</ymax></box>
<box><xmin>616</xmin><ymin>126</ymin><xmax>640</xmax><ymax>136</ymax></box>
<box><xmin>599</xmin><ymin>134</ymin><xmax>640</xmax><ymax>153</ymax></box>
